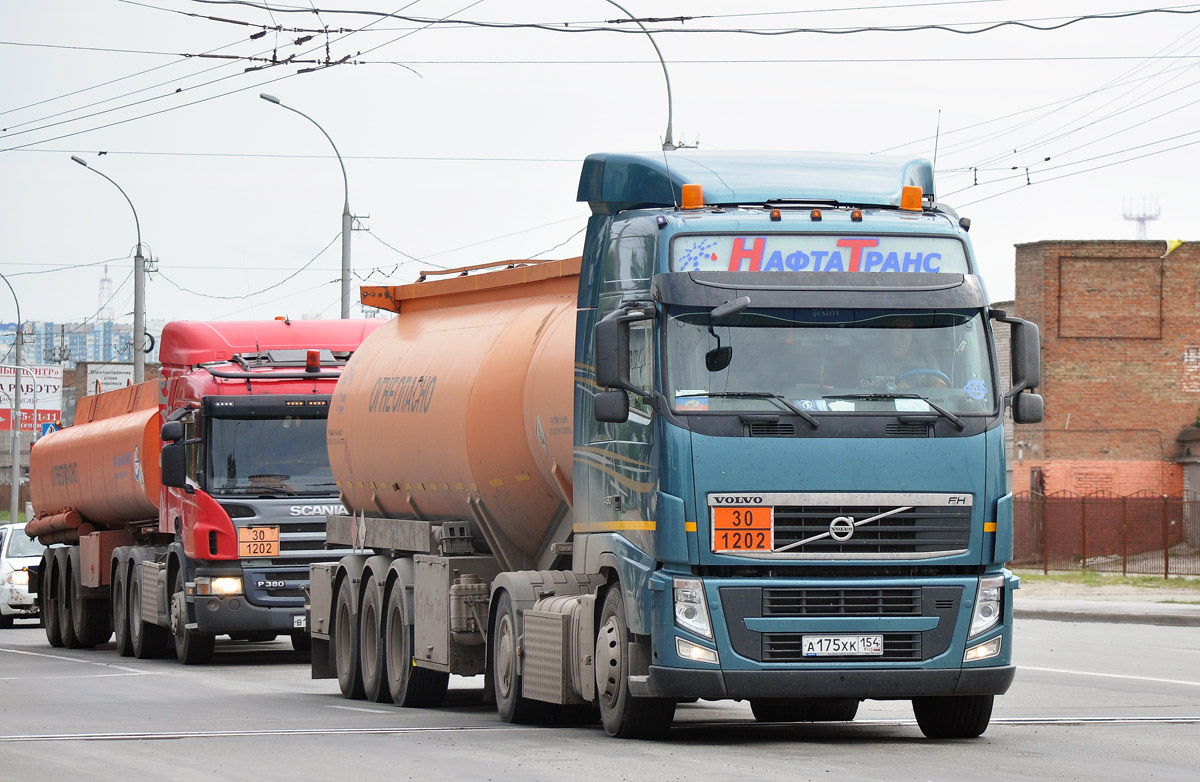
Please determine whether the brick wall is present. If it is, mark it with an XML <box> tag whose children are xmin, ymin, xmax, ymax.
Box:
<box><xmin>1013</xmin><ymin>240</ymin><xmax>1200</xmax><ymax>495</ymax></box>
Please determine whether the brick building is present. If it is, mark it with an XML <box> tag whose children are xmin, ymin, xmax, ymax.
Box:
<box><xmin>1012</xmin><ymin>239</ymin><xmax>1200</xmax><ymax>497</ymax></box>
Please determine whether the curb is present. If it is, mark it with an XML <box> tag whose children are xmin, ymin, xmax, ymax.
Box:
<box><xmin>1015</xmin><ymin>599</ymin><xmax>1200</xmax><ymax>627</ymax></box>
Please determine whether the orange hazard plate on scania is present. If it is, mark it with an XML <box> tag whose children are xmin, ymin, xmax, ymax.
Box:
<box><xmin>238</xmin><ymin>526</ymin><xmax>279</xmax><ymax>558</ymax></box>
<box><xmin>711</xmin><ymin>507</ymin><xmax>773</xmax><ymax>553</ymax></box>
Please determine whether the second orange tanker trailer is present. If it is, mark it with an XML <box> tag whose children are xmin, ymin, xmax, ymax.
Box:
<box><xmin>28</xmin><ymin>319</ymin><xmax>379</xmax><ymax>663</ymax></box>
<box><xmin>310</xmin><ymin>151</ymin><xmax>1044</xmax><ymax>739</ymax></box>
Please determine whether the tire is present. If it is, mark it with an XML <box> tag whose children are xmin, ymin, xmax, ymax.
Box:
<box><xmin>385</xmin><ymin>579</ymin><xmax>447</xmax><ymax>707</ymax></box>
<box><xmin>112</xmin><ymin>563</ymin><xmax>134</xmax><ymax>657</ymax></box>
<box><xmin>492</xmin><ymin>590</ymin><xmax>549</xmax><ymax>724</ymax></box>
<box><xmin>334</xmin><ymin>576</ymin><xmax>365</xmax><ymax>699</ymax></box>
<box><xmin>595</xmin><ymin>587</ymin><xmax>675</xmax><ymax>739</ymax></box>
<box><xmin>129</xmin><ymin>566</ymin><xmax>170</xmax><ymax>659</ymax></box>
<box><xmin>171</xmin><ymin>569</ymin><xmax>214</xmax><ymax>665</ymax></box>
<box><xmin>70</xmin><ymin>554</ymin><xmax>112</xmax><ymax>649</ymax></box>
<box><xmin>912</xmin><ymin>694</ymin><xmax>994</xmax><ymax>739</ymax></box>
<box><xmin>57</xmin><ymin>556</ymin><xmax>81</xmax><ymax>649</ymax></box>
<box><xmin>290</xmin><ymin>631</ymin><xmax>312</xmax><ymax>653</ymax></box>
<box><xmin>42</xmin><ymin>554</ymin><xmax>64</xmax><ymax>648</ymax></box>
<box><xmin>0</xmin><ymin>613</ymin><xmax>13</xmax><ymax>629</ymax></box>
<box><xmin>750</xmin><ymin>698</ymin><xmax>859</xmax><ymax>723</ymax></box>
<box><xmin>359</xmin><ymin>577</ymin><xmax>391</xmax><ymax>703</ymax></box>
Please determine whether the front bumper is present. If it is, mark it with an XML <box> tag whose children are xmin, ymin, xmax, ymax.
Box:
<box><xmin>187</xmin><ymin>562</ymin><xmax>306</xmax><ymax>634</ymax></box>
<box><xmin>630</xmin><ymin>664</ymin><xmax>1015</xmax><ymax>699</ymax></box>
<box><xmin>3</xmin><ymin>586</ymin><xmax>37</xmax><ymax>616</ymax></box>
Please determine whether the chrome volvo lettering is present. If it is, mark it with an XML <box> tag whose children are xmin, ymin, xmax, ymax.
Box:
<box><xmin>712</xmin><ymin>495</ymin><xmax>764</xmax><ymax>505</ymax></box>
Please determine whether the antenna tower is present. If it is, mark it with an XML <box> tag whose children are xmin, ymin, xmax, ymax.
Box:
<box><xmin>1122</xmin><ymin>197</ymin><xmax>1160</xmax><ymax>240</ymax></box>
<box><xmin>97</xmin><ymin>264</ymin><xmax>115</xmax><ymax>322</ymax></box>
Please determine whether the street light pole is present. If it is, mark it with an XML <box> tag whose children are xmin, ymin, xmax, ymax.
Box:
<box><xmin>1</xmin><ymin>271</ymin><xmax>21</xmax><ymax>523</ymax></box>
<box><xmin>260</xmin><ymin>93</ymin><xmax>353</xmax><ymax>319</ymax></box>
<box><xmin>70</xmin><ymin>156</ymin><xmax>146</xmax><ymax>383</ymax></box>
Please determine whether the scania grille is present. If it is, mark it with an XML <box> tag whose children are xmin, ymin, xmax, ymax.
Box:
<box><xmin>763</xmin><ymin>632</ymin><xmax>922</xmax><ymax>662</ymax></box>
<box><xmin>274</xmin><ymin>517</ymin><xmax>352</xmax><ymax>563</ymax></box>
<box><xmin>763</xmin><ymin>587</ymin><xmax>922</xmax><ymax>616</ymax></box>
<box><xmin>774</xmin><ymin>504</ymin><xmax>971</xmax><ymax>557</ymax></box>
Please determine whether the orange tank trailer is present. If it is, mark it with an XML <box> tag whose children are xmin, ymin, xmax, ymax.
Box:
<box><xmin>28</xmin><ymin>381</ymin><xmax>162</xmax><ymax>541</ymax></box>
<box><xmin>329</xmin><ymin>258</ymin><xmax>580</xmax><ymax>566</ymax></box>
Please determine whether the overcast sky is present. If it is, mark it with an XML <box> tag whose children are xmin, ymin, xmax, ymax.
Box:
<box><xmin>3</xmin><ymin>0</ymin><xmax>1199</xmax><ymax>326</ymax></box>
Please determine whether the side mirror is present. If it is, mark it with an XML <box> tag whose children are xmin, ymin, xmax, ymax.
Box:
<box><xmin>1011</xmin><ymin>319</ymin><xmax>1042</xmax><ymax>391</ymax></box>
<box><xmin>160</xmin><ymin>441</ymin><xmax>192</xmax><ymax>492</ymax></box>
<box><xmin>594</xmin><ymin>306</ymin><xmax>654</xmax><ymax>392</ymax></box>
<box><xmin>161</xmin><ymin>420</ymin><xmax>184</xmax><ymax>443</ymax></box>
<box><xmin>1012</xmin><ymin>391</ymin><xmax>1044</xmax><ymax>424</ymax></box>
<box><xmin>594</xmin><ymin>390</ymin><xmax>630</xmax><ymax>423</ymax></box>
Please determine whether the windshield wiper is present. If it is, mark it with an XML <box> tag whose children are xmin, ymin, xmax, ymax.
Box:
<box><xmin>822</xmin><ymin>392</ymin><xmax>965</xmax><ymax>431</ymax></box>
<box><xmin>683</xmin><ymin>391</ymin><xmax>818</xmax><ymax>429</ymax></box>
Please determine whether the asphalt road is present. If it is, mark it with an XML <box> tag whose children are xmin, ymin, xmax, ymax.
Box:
<box><xmin>1</xmin><ymin>618</ymin><xmax>1197</xmax><ymax>781</ymax></box>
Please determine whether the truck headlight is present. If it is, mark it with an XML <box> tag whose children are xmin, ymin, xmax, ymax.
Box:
<box><xmin>194</xmin><ymin>576</ymin><xmax>243</xmax><ymax>596</ymax></box>
<box><xmin>969</xmin><ymin>575</ymin><xmax>1004</xmax><ymax>638</ymax></box>
<box><xmin>673</xmin><ymin>577</ymin><xmax>712</xmax><ymax>639</ymax></box>
<box><xmin>6</xmin><ymin>569</ymin><xmax>29</xmax><ymax>586</ymax></box>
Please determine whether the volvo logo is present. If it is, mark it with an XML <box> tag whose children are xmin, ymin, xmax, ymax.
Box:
<box><xmin>712</xmin><ymin>495</ymin><xmax>764</xmax><ymax>505</ymax></box>
<box><xmin>829</xmin><ymin>516</ymin><xmax>856</xmax><ymax>541</ymax></box>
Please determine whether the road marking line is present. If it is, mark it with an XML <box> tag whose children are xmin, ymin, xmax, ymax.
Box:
<box><xmin>0</xmin><ymin>647</ymin><xmax>147</xmax><ymax>674</ymax></box>
<box><xmin>326</xmin><ymin>705</ymin><xmax>393</xmax><ymax>714</ymax></box>
<box><xmin>1023</xmin><ymin>665</ymin><xmax>1200</xmax><ymax>688</ymax></box>
<box><xmin>0</xmin><ymin>725</ymin><xmax>542</xmax><ymax>743</ymax></box>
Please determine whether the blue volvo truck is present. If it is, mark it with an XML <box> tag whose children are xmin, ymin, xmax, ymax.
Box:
<box><xmin>311</xmin><ymin>150</ymin><xmax>1043</xmax><ymax>740</ymax></box>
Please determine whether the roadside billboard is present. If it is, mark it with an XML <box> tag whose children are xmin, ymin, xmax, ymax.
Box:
<box><xmin>0</xmin><ymin>364</ymin><xmax>63</xmax><ymax>433</ymax></box>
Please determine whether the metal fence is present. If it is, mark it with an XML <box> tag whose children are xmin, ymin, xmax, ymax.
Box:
<box><xmin>1012</xmin><ymin>491</ymin><xmax>1200</xmax><ymax>576</ymax></box>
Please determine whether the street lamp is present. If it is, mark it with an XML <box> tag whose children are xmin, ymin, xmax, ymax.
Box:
<box><xmin>70</xmin><ymin>155</ymin><xmax>147</xmax><ymax>384</ymax></box>
<box><xmin>1</xmin><ymin>271</ymin><xmax>22</xmax><ymax>524</ymax></box>
<box><xmin>260</xmin><ymin>93</ymin><xmax>353</xmax><ymax>319</ymax></box>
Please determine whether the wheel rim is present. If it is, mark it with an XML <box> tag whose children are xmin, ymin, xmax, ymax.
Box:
<box><xmin>362</xmin><ymin>598</ymin><xmax>378</xmax><ymax>680</ymax></box>
<box><xmin>130</xmin><ymin>580</ymin><xmax>143</xmax><ymax>647</ymax></box>
<box><xmin>335</xmin><ymin>592</ymin><xmax>352</xmax><ymax>669</ymax></box>
<box><xmin>386</xmin><ymin>599</ymin><xmax>406</xmax><ymax>690</ymax></box>
<box><xmin>114</xmin><ymin>574</ymin><xmax>127</xmax><ymax>641</ymax></box>
<box><xmin>171</xmin><ymin>577</ymin><xmax>186</xmax><ymax>646</ymax></box>
<box><xmin>596</xmin><ymin>615</ymin><xmax>622</xmax><ymax>708</ymax></box>
<box><xmin>495</xmin><ymin>612</ymin><xmax>516</xmax><ymax>701</ymax></box>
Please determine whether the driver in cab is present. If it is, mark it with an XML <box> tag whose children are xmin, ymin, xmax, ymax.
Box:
<box><xmin>860</xmin><ymin>316</ymin><xmax>948</xmax><ymax>391</ymax></box>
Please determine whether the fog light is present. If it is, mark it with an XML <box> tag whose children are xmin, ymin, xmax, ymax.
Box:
<box><xmin>964</xmin><ymin>635</ymin><xmax>1002</xmax><ymax>662</ymax></box>
<box><xmin>676</xmin><ymin>636</ymin><xmax>719</xmax><ymax>665</ymax></box>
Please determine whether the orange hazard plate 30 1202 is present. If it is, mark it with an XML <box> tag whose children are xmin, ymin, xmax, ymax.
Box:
<box><xmin>711</xmin><ymin>507</ymin><xmax>773</xmax><ymax>553</ymax></box>
<box><xmin>238</xmin><ymin>526</ymin><xmax>279</xmax><ymax>558</ymax></box>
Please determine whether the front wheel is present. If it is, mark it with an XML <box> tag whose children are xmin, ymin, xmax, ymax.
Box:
<box><xmin>595</xmin><ymin>587</ymin><xmax>675</xmax><ymax>739</ymax></box>
<box><xmin>171</xmin><ymin>570</ymin><xmax>214</xmax><ymax>665</ymax></box>
<box><xmin>912</xmin><ymin>694</ymin><xmax>994</xmax><ymax>739</ymax></box>
<box><xmin>290</xmin><ymin>631</ymin><xmax>312</xmax><ymax>653</ymax></box>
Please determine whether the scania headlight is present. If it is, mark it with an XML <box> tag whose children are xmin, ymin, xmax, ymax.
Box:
<box><xmin>969</xmin><ymin>575</ymin><xmax>1004</xmax><ymax>638</ymax></box>
<box><xmin>194</xmin><ymin>576</ymin><xmax>243</xmax><ymax>596</ymax></box>
<box><xmin>673</xmin><ymin>577</ymin><xmax>713</xmax><ymax>639</ymax></box>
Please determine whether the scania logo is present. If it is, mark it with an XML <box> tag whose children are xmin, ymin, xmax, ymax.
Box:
<box><xmin>712</xmin><ymin>495</ymin><xmax>764</xmax><ymax>505</ymax></box>
<box><xmin>289</xmin><ymin>504</ymin><xmax>347</xmax><ymax>516</ymax></box>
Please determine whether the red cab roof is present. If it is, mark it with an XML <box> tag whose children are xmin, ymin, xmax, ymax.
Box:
<box><xmin>159</xmin><ymin>319</ymin><xmax>384</xmax><ymax>367</ymax></box>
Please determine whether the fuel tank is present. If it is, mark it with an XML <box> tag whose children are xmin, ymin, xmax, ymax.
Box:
<box><xmin>29</xmin><ymin>381</ymin><xmax>161</xmax><ymax>528</ymax></box>
<box><xmin>330</xmin><ymin>259</ymin><xmax>580</xmax><ymax>563</ymax></box>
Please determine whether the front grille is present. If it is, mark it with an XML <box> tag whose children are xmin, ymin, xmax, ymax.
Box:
<box><xmin>762</xmin><ymin>632</ymin><xmax>922</xmax><ymax>662</ymax></box>
<box><xmin>773</xmin><ymin>504</ymin><xmax>971</xmax><ymax>557</ymax></box>
<box><xmin>763</xmin><ymin>587</ymin><xmax>922</xmax><ymax>616</ymax></box>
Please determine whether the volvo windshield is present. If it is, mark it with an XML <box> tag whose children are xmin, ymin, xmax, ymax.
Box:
<box><xmin>666</xmin><ymin>307</ymin><xmax>996</xmax><ymax>416</ymax></box>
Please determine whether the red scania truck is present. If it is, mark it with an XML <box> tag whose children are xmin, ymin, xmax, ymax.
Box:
<box><xmin>28</xmin><ymin>319</ymin><xmax>380</xmax><ymax>663</ymax></box>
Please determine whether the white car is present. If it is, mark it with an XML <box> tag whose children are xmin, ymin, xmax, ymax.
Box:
<box><xmin>0</xmin><ymin>522</ymin><xmax>44</xmax><ymax>627</ymax></box>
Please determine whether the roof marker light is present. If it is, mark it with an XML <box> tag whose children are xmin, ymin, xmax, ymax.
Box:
<box><xmin>770</xmin><ymin>209</ymin><xmax>781</xmax><ymax>221</ymax></box>
<box><xmin>681</xmin><ymin>183</ymin><xmax>704</xmax><ymax>210</ymax></box>
<box><xmin>900</xmin><ymin>185</ymin><xmax>924</xmax><ymax>211</ymax></box>
<box><xmin>810</xmin><ymin>209</ymin><xmax>822</xmax><ymax>221</ymax></box>
<box><xmin>851</xmin><ymin>209</ymin><xmax>863</xmax><ymax>222</ymax></box>
<box><xmin>656</xmin><ymin>215</ymin><xmax>668</xmax><ymax>230</ymax></box>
